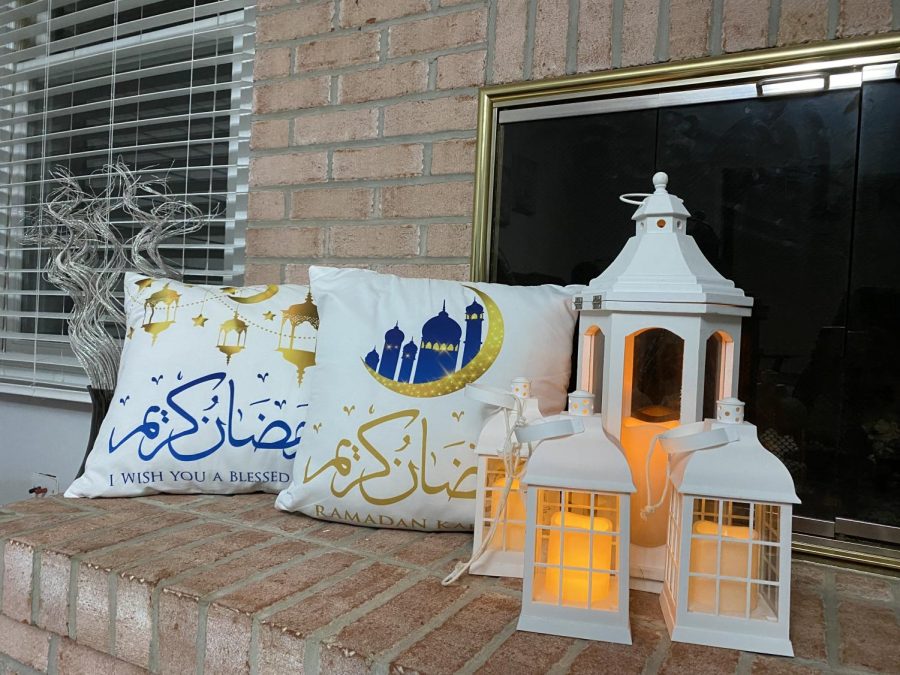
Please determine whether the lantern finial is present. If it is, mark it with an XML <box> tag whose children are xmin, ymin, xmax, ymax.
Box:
<box><xmin>652</xmin><ymin>171</ymin><xmax>668</xmax><ymax>192</ymax></box>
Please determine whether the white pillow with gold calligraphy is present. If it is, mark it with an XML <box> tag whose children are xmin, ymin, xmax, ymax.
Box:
<box><xmin>65</xmin><ymin>273</ymin><xmax>318</xmax><ymax>497</ymax></box>
<box><xmin>275</xmin><ymin>266</ymin><xmax>579</xmax><ymax>530</ymax></box>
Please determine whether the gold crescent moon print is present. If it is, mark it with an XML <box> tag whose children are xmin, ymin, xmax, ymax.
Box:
<box><xmin>363</xmin><ymin>287</ymin><xmax>504</xmax><ymax>398</ymax></box>
<box><xmin>227</xmin><ymin>284</ymin><xmax>279</xmax><ymax>304</ymax></box>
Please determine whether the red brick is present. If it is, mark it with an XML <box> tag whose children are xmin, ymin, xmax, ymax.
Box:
<box><xmin>492</xmin><ymin>0</ymin><xmax>528</xmax><ymax>83</ymax></box>
<box><xmin>204</xmin><ymin>605</ymin><xmax>253</xmax><ymax>674</ymax></box>
<box><xmin>838</xmin><ymin>598</ymin><xmax>900</xmax><ymax>672</ymax></box>
<box><xmin>751</xmin><ymin>656</ymin><xmax>822</xmax><ymax>675</ymax></box>
<box><xmin>578</xmin><ymin>0</ymin><xmax>613</xmax><ymax>72</ymax></box>
<box><xmin>250</xmin><ymin>152</ymin><xmax>328</xmax><ymax>187</ymax></box>
<box><xmin>254</xmin><ymin>47</ymin><xmax>291</xmax><ymax>80</ymax></box>
<box><xmin>57</xmin><ymin>637</ymin><xmax>148</xmax><ymax>675</ymax></box>
<box><xmin>778</xmin><ymin>0</ymin><xmax>829</xmax><ymax>45</ymax></box>
<box><xmin>393</xmin><ymin>593</ymin><xmax>520</xmax><ymax>674</ymax></box>
<box><xmin>383</xmin><ymin>95</ymin><xmax>477</xmax><ymax>137</ymax></box>
<box><xmin>477</xmin><ymin>630</ymin><xmax>573</xmax><ymax>674</ymax></box>
<box><xmin>248</xmin><ymin>191</ymin><xmax>286</xmax><ymax>221</ymax></box>
<box><xmin>332</xmin><ymin>144</ymin><xmax>424</xmax><ymax>181</ymax></box>
<box><xmin>251</xmin><ymin>119</ymin><xmax>290</xmax><ymax>150</ymax></box>
<box><xmin>344</xmin><ymin>528</ymin><xmax>423</xmax><ymax>555</ymax></box>
<box><xmin>436</xmin><ymin>50</ymin><xmax>486</xmax><ymax>90</ymax></box>
<box><xmin>330</xmin><ymin>224</ymin><xmax>420</xmax><ymax>257</ymax></box>
<box><xmin>659</xmin><ymin>641</ymin><xmax>740</xmax><ymax>674</ymax></box>
<box><xmin>2</xmin><ymin>541</ymin><xmax>33</xmax><ymax>622</ymax></box>
<box><xmin>14</xmin><ymin>513</ymin><xmax>126</xmax><ymax>549</ymax></box>
<box><xmin>339</xmin><ymin>0</ymin><xmax>429</xmax><ymax>28</ymax></box>
<box><xmin>258</xmin><ymin>0</ymin><xmax>289</xmax><ymax>9</ymax></box>
<box><xmin>382</xmin><ymin>181</ymin><xmax>474</xmax><ymax>218</ymax></box>
<box><xmin>262</xmin><ymin>562</ymin><xmax>408</xmax><ymax>643</ymax></box>
<box><xmin>257</xmin><ymin>3</ymin><xmax>333</xmax><ymax>43</ymax></box>
<box><xmin>75</xmin><ymin>565</ymin><xmax>111</xmax><ymax>654</ymax></box>
<box><xmin>165</xmin><ymin>540</ymin><xmax>315</xmax><ymax>599</ymax></box>
<box><xmin>621</xmin><ymin>0</ymin><xmax>659</xmax><ymax>67</ymax></box>
<box><xmin>323</xmin><ymin>578</ymin><xmax>467</xmax><ymax>671</ymax></box>
<box><xmin>838</xmin><ymin>0</ymin><xmax>892</xmax><ymax>37</ymax></box>
<box><xmin>115</xmin><ymin>579</ymin><xmax>152</xmax><ymax>668</ymax></box>
<box><xmin>835</xmin><ymin>570</ymin><xmax>895</xmax><ymax>601</ymax></box>
<box><xmin>254</xmin><ymin>77</ymin><xmax>330</xmax><ymax>114</ymax></box>
<box><xmin>293</xmin><ymin>109</ymin><xmax>378</xmax><ymax>146</ymax></box>
<box><xmin>187</xmin><ymin>492</ymin><xmax>276</xmax><ymax>514</ymax></box>
<box><xmin>669</xmin><ymin>0</ymin><xmax>712</xmax><ymax>60</ymax></box>
<box><xmin>431</xmin><ymin>138</ymin><xmax>476</xmax><ymax>175</ymax></box>
<box><xmin>284</xmin><ymin>264</ymin><xmax>311</xmax><ymax>284</ymax></box>
<box><xmin>722</xmin><ymin>0</ymin><xmax>770</xmax><ymax>52</ymax></box>
<box><xmin>296</xmin><ymin>33</ymin><xmax>380</xmax><ymax>72</ymax></box>
<box><xmin>791</xmin><ymin>585</ymin><xmax>827</xmax><ymax>661</ymax></box>
<box><xmin>570</xmin><ymin>623</ymin><xmax>661</xmax><ymax>674</ymax></box>
<box><xmin>389</xmin><ymin>9</ymin><xmax>487</xmax><ymax>57</ymax></box>
<box><xmin>391</xmin><ymin>531</ymin><xmax>472</xmax><ymax>565</ymax></box>
<box><xmin>56</xmin><ymin>513</ymin><xmax>196</xmax><ymax>557</ymax></box>
<box><xmin>338</xmin><ymin>61</ymin><xmax>428</xmax><ymax>104</ymax></box>
<box><xmin>374</xmin><ymin>263</ymin><xmax>470</xmax><ymax>280</ymax></box>
<box><xmin>158</xmin><ymin>591</ymin><xmax>200</xmax><ymax>675</ymax></box>
<box><xmin>532</xmin><ymin>0</ymin><xmax>569</xmax><ymax>79</ymax></box>
<box><xmin>0</xmin><ymin>615</ymin><xmax>51</xmax><ymax>671</ymax></box>
<box><xmin>291</xmin><ymin>187</ymin><xmax>374</xmax><ymax>220</ymax></box>
<box><xmin>245</xmin><ymin>263</ymin><xmax>282</xmax><ymax>285</ymax></box>
<box><xmin>38</xmin><ymin>550</ymin><xmax>71</xmax><ymax>635</ymax></box>
<box><xmin>247</xmin><ymin>226</ymin><xmax>325</xmax><ymax>257</ymax></box>
<box><xmin>426</xmin><ymin>222</ymin><xmax>472</xmax><ymax>257</ymax></box>
<box><xmin>5</xmin><ymin>497</ymin><xmax>83</xmax><ymax>516</ymax></box>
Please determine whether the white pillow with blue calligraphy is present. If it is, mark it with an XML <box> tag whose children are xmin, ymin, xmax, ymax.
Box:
<box><xmin>65</xmin><ymin>273</ymin><xmax>318</xmax><ymax>497</ymax></box>
<box><xmin>275</xmin><ymin>266</ymin><xmax>580</xmax><ymax>530</ymax></box>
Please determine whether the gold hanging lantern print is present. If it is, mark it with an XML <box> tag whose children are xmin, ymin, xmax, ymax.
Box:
<box><xmin>142</xmin><ymin>282</ymin><xmax>181</xmax><ymax>344</ymax></box>
<box><xmin>277</xmin><ymin>291</ymin><xmax>318</xmax><ymax>384</ymax></box>
<box><xmin>217</xmin><ymin>310</ymin><xmax>248</xmax><ymax>363</ymax></box>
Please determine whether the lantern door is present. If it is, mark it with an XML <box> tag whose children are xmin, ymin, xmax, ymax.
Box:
<box><xmin>470</xmin><ymin>455</ymin><xmax>528</xmax><ymax>578</ymax></box>
<box><xmin>519</xmin><ymin>486</ymin><xmax>631</xmax><ymax>644</ymax></box>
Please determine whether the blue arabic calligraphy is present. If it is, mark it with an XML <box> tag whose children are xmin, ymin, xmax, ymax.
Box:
<box><xmin>108</xmin><ymin>372</ymin><xmax>304</xmax><ymax>461</ymax></box>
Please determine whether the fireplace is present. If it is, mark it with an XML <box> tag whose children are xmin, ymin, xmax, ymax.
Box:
<box><xmin>471</xmin><ymin>35</ymin><xmax>900</xmax><ymax>567</ymax></box>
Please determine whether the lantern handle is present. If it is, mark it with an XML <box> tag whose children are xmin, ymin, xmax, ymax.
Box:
<box><xmin>465</xmin><ymin>383</ymin><xmax>517</xmax><ymax>410</ymax></box>
<box><xmin>619</xmin><ymin>192</ymin><xmax>651</xmax><ymax>205</ymax></box>
<box><xmin>514</xmin><ymin>414</ymin><xmax>584</xmax><ymax>443</ymax></box>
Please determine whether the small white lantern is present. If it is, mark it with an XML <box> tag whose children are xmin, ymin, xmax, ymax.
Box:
<box><xmin>658</xmin><ymin>398</ymin><xmax>800</xmax><ymax>656</ymax></box>
<box><xmin>573</xmin><ymin>171</ymin><xmax>753</xmax><ymax>590</ymax></box>
<box><xmin>516</xmin><ymin>393</ymin><xmax>636</xmax><ymax>644</ymax></box>
<box><xmin>467</xmin><ymin>379</ymin><xmax>542</xmax><ymax>578</ymax></box>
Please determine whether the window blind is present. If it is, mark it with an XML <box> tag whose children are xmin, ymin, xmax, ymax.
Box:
<box><xmin>0</xmin><ymin>0</ymin><xmax>254</xmax><ymax>401</ymax></box>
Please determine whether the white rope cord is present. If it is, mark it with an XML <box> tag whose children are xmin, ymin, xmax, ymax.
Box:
<box><xmin>442</xmin><ymin>396</ymin><xmax>538</xmax><ymax>586</ymax></box>
<box><xmin>639</xmin><ymin>432</ymin><xmax>668</xmax><ymax>521</ymax></box>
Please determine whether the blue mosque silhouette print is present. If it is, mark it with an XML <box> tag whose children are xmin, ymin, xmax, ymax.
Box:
<box><xmin>364</xmin><ymin>297</ymin><xmax>484</xmax><ymax>384</ymax></box>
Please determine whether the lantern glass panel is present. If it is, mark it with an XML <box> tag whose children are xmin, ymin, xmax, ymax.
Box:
<box><xmin>702</xmin><ymin>332</ymin><xmax>733</xmax><ymax>419</ymax></box>
<box><xmin>483</xmin><ymin>457</ymin><xmax>528</xmax><ymax>552</ymax></box>
<box><xmin>622</xmin><ymin>328</ymin><xmax>683</xmax><ymax>548</ymax></box>
<box><xmin>686</xmin><ymin>497</ymin><xmax>782</xmax><ymax>621</ymax></box>
<box><xmin>665</xmin><ymin>488</ymin><xmax>683</xmax><ymax>606</ymax></box>
<box><xmin>532</xmin><ymin>488</ymin><xmax>620</xmax><ymax>611</ymax></box>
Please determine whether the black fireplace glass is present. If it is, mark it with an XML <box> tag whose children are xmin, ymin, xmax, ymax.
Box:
<box><xmin>492</xmin><ymin>82</ymin><xmax>900</xmax><ymax>530</ymax></box>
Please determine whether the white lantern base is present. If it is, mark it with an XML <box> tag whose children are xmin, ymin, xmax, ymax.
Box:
<box><xmin>661</xmin><ymin>585</ymin><xmax>794</xmax><ymax>657</ymax></box>
<box><xmin>517</xmin><ymin>611</ymin><xmax>632</xmax><ymax>645</ymax></box>
<box><xmin>469</xmin><ymin>549</ymin><xmax>524</xmax><ymax>578</ymax></box>
<box><xmin>629</xmin><ymin>544</ymin><xmax>666</xmax><ymax>590</ymax></box>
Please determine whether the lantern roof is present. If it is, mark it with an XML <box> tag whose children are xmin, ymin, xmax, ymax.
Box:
<box><xmin>519</xmin><ymin>414</ymin><xmax>635</xmax><ymax>494</ymax></box>
<box><xmin>574</xmin><ymin>172</ymin><xmax>752</xmax><ymax>314</ymax></box>
<box><xmin>667</xmin><ymin>418</ymin><xmax>800</xmax><ymax>504</ymax></box>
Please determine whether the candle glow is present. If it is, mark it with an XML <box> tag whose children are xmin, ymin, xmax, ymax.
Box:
<box><xmin>544</xmin><ymin>510</ymin><xmax>614</xmax><ymax>607</ymax></box>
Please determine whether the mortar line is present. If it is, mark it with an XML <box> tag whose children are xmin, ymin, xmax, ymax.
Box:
<box><xmin>768</xmin><ymin>0</ymin><xmax>782</xmax><ymax>47</ymax></box>
<box><xmin>735</xmin><ymin>650</ymin><xmax>754</xmax><ymax>675</ymax></box>
<box><xmin>380</xmin><ymin>28</ymin><xmax>389</xmax><ymax>65</ymax></box>
<box><xmin>46</xmin><ymin>633</ymin><xmax>59</xmax><ymax>675</ymax></box>
<box><xmin>67</xmin><ymin>559</ymin><xmax>79</xmax><ymax>640</ymax></box>
<box><xmin>895</xmin><ymin>0</ymin><xmax>900</xmax><ymax>30</ymax></box>
<box><xmin>0</xmin><ymin>540</ymin><xmax>5</xmax><ymax>610</ymax></box>
<box><xmin>656</xmin><ymin>0</ymin><xmax>671</xmax><ymax>63</ymax></box>
<box><xmin>107</xmin><ymin>571</ymin><xmax>117</xmax><ymax>656</ymax></box>
<box><xmin>827</xmin><ymin>0</ymin><xmax>840</xmax><ymax>39</ymax></box>
<box><xmin>460</xmin><ymin>616</ymin><xmax>519</xmax><ymax>672</ymax></box>
<box><xmin>708</xmin><ymin>0</ymin><xmax>724</xmax><ymax>56</ymax></box>
<box><xmin>249</xmin><ymin>615</ymin><xmax>261</xmax><ymax>675</ymax></box>
<box><xmin>566</xmin><ymin>0</ymin><xmax>581</xmax><ymax>74</ymax></box>
<box><xmin>611</xmin><ymin>0</ymin><xmax>625</xmax><ymax>68</ymax></box>
<box><xmin>523</xmin><ymin>0</ymin><xmax>538</xmax><ymax>79</ymax></box>
<box><xmin>548</xmin><ymin>639</ymin><xmax>590</xmax><ymax>674</ymax></box>
<box><xmin>0</xmin><ymin>652</ymin><xmax>44</xmax><ymax>675</ymax></box>
<box><xmin>822</xmin><ymin>567</ymin><xmax>842</xmax><ymax>670</ymax></box>
<box><xmin>257</xmin><ymin>130</ymin><xmax>478</xmax><ymax>155</ymax></box>
<box><xmin>195</xmin><ymin>600</ymin><xmax>208</xmax><ymax>675</ymax></box>
<box><xmin>485</xmin><ymin>0</ymin><xmax>498</xmax><ymax>83</ymax></box>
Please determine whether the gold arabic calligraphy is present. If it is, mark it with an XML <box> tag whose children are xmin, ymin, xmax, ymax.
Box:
<box><xmin>303</xmin><ymin>409</ymin><xmax>477</xmax><ymax>505</ymax></box>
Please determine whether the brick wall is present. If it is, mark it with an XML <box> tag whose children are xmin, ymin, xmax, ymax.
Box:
<box><xmin>245</xmin><ymin>0</ymin><xmax>897</xmax><ymax>285</ymax></box>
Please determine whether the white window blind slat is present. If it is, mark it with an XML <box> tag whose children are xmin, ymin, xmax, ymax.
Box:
<box><xmin>0</xmin><ymin>0</ymin><xmax>254</xmax><ymax>400</ymax></box>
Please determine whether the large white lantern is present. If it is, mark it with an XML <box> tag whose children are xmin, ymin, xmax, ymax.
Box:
<box><xmin>466</xmin><ymin>379</ymin><xmax>543</xmax><ymax>578</ymax></box>
<box><xmin>659</xmin><ymin>398</ymin><xmax>800</xmax><ymax>656</ymax></box>
<box><xmin>516</xmin><ymin>392</ymin><xmax>636</xmax><ymax>644</ymax></box>
<box><xmin>574</xmin><ymin>171</ymin><xmax>753</xmax><ymax>591</ymax></box>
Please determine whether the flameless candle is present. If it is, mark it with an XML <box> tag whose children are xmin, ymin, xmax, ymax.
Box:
<box><xmin>620</xmin><ymin>416</ymin><xmax>679</xmax><ymax>547</ymax></box>
<box><xmin>688</xmin><ymin>519</ymin><xmax>760</xmax><ymax>615</ymax></box>
<box><xmin>490</xmin><ymin>475</ymin><xmax>526</xmax><ymax>551</ymax></box>
<box><xmin>545</xmin><ymin>511</ymin><xmax>613</xmax><ymax>606</ymax></box>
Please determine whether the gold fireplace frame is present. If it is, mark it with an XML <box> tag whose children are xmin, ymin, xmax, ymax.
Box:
<box><xmin>468</xmin><ymin>33</ymin><xmax>900</xmax><ymax>572</ymax></box>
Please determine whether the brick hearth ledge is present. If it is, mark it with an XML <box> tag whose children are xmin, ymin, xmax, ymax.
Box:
<box><xmin>1</xmin><ymin>494</ymin><xmax>898</xmax><ymax>674</ymax></box>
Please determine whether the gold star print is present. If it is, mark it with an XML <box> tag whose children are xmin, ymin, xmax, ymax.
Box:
<box><xmin>263</xmin><ymin>310</ymin><xmax>275</xmax><ymax>321</ymax></box>
<box><xmin>192</xmin><ymin>313</ymin><xmax>208</xmax><ymax>327</ymax></box>
<box><xmin>134</xmin><ymin>278</ymin><xmax>153</xmax><ymax>290</ymax></box>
